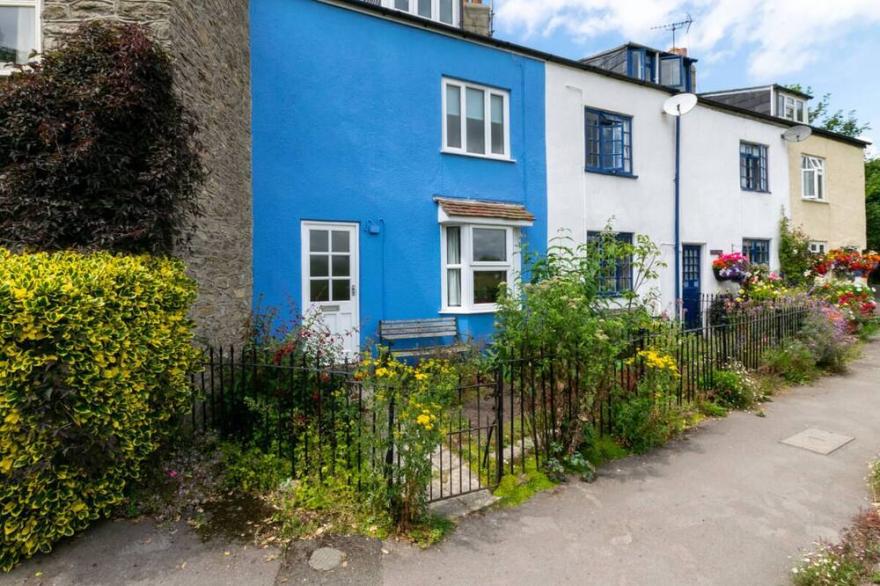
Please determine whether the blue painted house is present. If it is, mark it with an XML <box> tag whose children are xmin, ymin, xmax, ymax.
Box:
<box><xmin>251</xmin><ymin>0</ymin><xmax>547</xmax><ymax>352</ymax></box>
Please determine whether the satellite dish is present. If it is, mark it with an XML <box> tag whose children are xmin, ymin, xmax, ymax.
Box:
<box><xmin>663</xmin><ymin>93</ymin><xmax>698</xmax><ymax>116</ymax></box>
<box><xmin>782</xmin><ymin>125</ymin><xmax>813</xmax><ymax>142</ymax></box>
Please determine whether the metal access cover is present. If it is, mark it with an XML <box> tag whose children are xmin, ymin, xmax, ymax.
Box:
<box><xmin>781</xmin><ymin>428</ymin><xmax>854</xmax><ymax>455</ymax></box>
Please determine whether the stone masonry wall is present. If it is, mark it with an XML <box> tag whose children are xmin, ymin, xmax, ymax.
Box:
<box><xmin>168</xmin><ymin>0</ymin><xmax>253</xmax><ymax>347</ymax></box>
<box><xmin>41</xmin><ymin>0</ymin><xmax>253</xmax><ymax>347</ymax></box>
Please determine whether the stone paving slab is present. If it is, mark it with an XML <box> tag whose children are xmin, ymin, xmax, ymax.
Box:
<box><xmin>781</xmin><ymin>428</ymin><xmax>855</xmax><ymax>455</ymax></box>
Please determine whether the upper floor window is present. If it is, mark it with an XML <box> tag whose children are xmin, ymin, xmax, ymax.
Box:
<box><xmin>442</xmin><ymin>78</ymin><xmax>510</xmax><ymax>160</ymax></box>
<box><xmin>585</xmin><ymin>108</ymin><xmax>633</xmax><ymax>176</ymax></box>
<box><xmin>442</xmin><ymin>225</ymin><xmax>515</xmax><ymax>312</ymax></box>
<box><xmin>742</xmin><ymin>238</ymin><xmax>770</xmax><ymax>266</ymax></box>
<box><xmin>381</xmin><ymin>0</ymin><xmax>458</xmax><ymax>26</ymax></box>
<box><xmin>627</xmin><ymin>47</ymin><xmax>657</xmax><ymax>83</ymax></box>
<box><xmin>587</xmin><ymin>231</ymin><xmax>634</xmax><ymax>296</ymax></box>
<box><xmin>801</xmin><ymin>155</ymin><xmax>825</xmax><ymax>200</ymax></box>
<box><xmin>658</xmin><ymin>55</ymin><xmax>696</xmax><ymax>92</ymax></box>
<box><xmin>777</xmin><ymin>93</ymin><xmax>808</xmax><ymax>123</ymax></box>
<box><xmin>0</xmin><ymin>0</ymin><xmax>40</xmax><ymax>70</ymax></box>
<box><xmin>740</xmin><ymin>142</ymin><xmax>768</xmax><ymax>192</ymax></box>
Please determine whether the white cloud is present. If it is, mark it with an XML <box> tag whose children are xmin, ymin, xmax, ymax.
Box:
<box><xmin>494</xmin><ymin>0</ymin><xmax>880</xmax><ymax>79</ymax></box>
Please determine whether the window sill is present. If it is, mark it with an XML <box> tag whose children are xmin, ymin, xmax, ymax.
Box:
<box><xmin>440</xmin><ymin>306</ymin><xmax>498</xmax><ymax>315</ymax></box>
<box><xmin>801</xmin><ymin>197</ymin><xmax>829</xmax><ymax>204</ymax></box>
<box><xmin>585</xmin><ymin>168</ymin><xmax>638</xmax><ymax>179</ymax></box>
<box><xmin>741</xmin><ymin>189</ymin><xmax>771</xmax><ymax>194</ymax></box>
<box><xmin>441</xmin><ymin>149</ymin><xmax>516</xmax><ymax>164</ymax></box>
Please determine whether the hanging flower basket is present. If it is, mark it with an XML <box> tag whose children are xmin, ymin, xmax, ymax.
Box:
<box><xmin>712</xmin><ymin>252</ymin><xmax>751</xmax><ymax>283</ymax></box>
<box><xmin>813</xmin><ymin>249</ymin><xmax>880</xmax><ymax>280</ymax></box>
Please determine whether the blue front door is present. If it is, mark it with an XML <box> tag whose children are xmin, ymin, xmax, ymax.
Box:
<box><xmin>682</xmin><ymin>245</ymin><xmax>702</xmax><ymax>329</ymax></box>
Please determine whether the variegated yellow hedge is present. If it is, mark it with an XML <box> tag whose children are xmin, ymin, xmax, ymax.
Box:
<box><xmin>0</xmin><ymin>249</ymin><xmax>199</xmax><ymax>571</ymax></box>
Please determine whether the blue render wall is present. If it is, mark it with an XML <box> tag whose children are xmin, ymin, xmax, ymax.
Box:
<box><xmin>251</xmin><ymin>0</ymin><xmax>547</xmax><ymax>344</ymax></box>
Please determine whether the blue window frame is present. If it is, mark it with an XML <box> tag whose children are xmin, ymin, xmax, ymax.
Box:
<box><xmin>627</xmin><ymin>48</ymin><xmax>657</xmax><ymax>83</ymax></box>
<box><xmin>740</xmin><ymin>142</ymin><xmax>769</xmax><ymax>192</ymax></box>
<box><xmin>742</xmin><ymin>239</ymin><xmax>770</xmax><ymax>266</ymax></box>
<box><xmin>658</xmin><ymin>55</ymin><xmax>696</xmax><ymax>92</ymax></box>
<box><xmin>585</xmin><ymin>108</ymin><xmax>633</xmax><ymax>176</ymax></box>
<box><xmin>587</xmin><ymin>231</ymin><xmax>634</xmax><ymax>295</ymax></box>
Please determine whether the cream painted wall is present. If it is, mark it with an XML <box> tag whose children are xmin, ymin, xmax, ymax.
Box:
<box><xmin>788</xmin><ymin>136</ymin><xmax>867</xmax><ymax>250</ymax></box>
<box><xmin>546</xmin><ymin>63</ymin><xmax>791</xmax><ymax>315</ymax></box>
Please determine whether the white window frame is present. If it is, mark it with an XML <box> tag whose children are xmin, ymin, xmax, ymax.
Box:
<box><xmin>0</xmin><ymin>0</ymin><xmax>41</xmax><ymax>75</ymax></box>
<box><xmin>380</xmin><ymin>0</ymin><xmax>459</xmax><ymax>27</ymax></box>
<box><xmin>809</xmin><ymin>241</ymin><xmax>827</xmax><ymax>255</ymax></box>
<box><xmin>801</xmin><ymin>155</ymin><xmax>826</xmax><ymax>201</ymax></box>
<box><xmin>779</xmin><ymin>94</ymin><xmax>808</xmax><ymax>123</ymax></box>
<box><xmin>440</xmin><ymin>224</ymin><xmax>518</xmax><ymax>314</ymax></box>
<box><xmin>441</xmin><ymin>78</ymin><xmax>512</xmax><ymax>162</ymax></box>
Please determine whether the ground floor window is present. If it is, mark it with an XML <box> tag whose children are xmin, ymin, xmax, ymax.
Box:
<box><xmin>742</xmin><ymin>238</ymin><xmax>770</xmax><ymax>266</ymax></box>
<box><xmin>809</xmin><ymin>241</ymin><xmax>827</xmax><ymax>255</ymax></box>
<box><xmin>587</xmin><ymin>231</ymin><xmax>634</xmax><ymax>296</ymax></box>
<box><xmin>442</xmin><ymin>224</ymin><xmax>515</xmax><ymax>312</ymax></box>
<box><xmin>0</xmin><ymin>0</ymin><xmax>40</xmax><ymax>68</ymax></box>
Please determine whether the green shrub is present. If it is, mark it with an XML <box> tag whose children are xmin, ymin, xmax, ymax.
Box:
<box><xmin>798</xmin><ymin>304</ymin><xmax>857</xmax><ymax>373</ymax></box>
<box><xmin>762</xmin><ymin>340</ymin><xmax>819</xmax><ymax>384</ymax></box>
<box><xmin>0</xmin><ymin>249</ymin><xmax>199</xmax><ymax>571</ymax></box>
<box><xmin>221</xmin><ymin>443</ymin><xmax>291</xmax><ymax>494</ymax></box>
<box><xmin>711</xmin><ymin>362</ymin><xmax>759</xmax><ymax>409</ymax></box>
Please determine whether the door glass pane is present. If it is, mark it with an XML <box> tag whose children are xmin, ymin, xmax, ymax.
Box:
<box><xmin>439</xmin><ymin>0</ymin><xmax>453</xmax><ymax>23</ymax></box>
<box><xmin>445</xmin><ymin>84</ymin><xmax>462</xmax><ymax>149</ymax></box>
<box><xmin>473</xmin><ymin>228</ymin><xmax>506</xmax><ymax>262</ymax></box>
<box><xmin>418</xmin><ymin>0</ymin><xmax>431</xmax><ymax>17</ymax></box>
<box><xmin>332</xmin><ymin>279</ymin><xmax>350</xmax><ymax>301</ymax></box>
<box><xmin>490</xmin><ymin>94</ymin><xmax>505</xmax><ymax>155</ymax></box>
<box><xmin>310</xmin><ymin>255</ymin><xmax>329</xmax><ymax>277</ymax></box>
<box><xmin>447</xmin><ymin>269</ymin><xmax>461</xmax><ymax>307</ymax></box>
<box><xmin>310</xmin><ymin>229</ymin><xmax>329</xmax><ymax>252</ymax></box>
<box><xmin>331</xmin><ymin>230</ymin><xmax>349</xmax><ymax>253</ymax></box>
<box><xmin>0</xmin><ymin>7</ymin><xmax>36</xmax><ymax>65</ymax></box>
<box><xmin>466</xmin><ymin>87</ymin><xmax>486</xmax><ymax>154</ymax></box>
<box><xmin>310</xmin><ymin>280</ymin><xmax>330</xmax><ymax>302</ymax></box>
<box><xmin>446</xmin><ymin>226</ymin><xmax>461</xmax><ymax>264</ymax></box>
<box><xmin>473</xmin><ymin>271</ymin><xmax>506</xmax><ymax>304</ymax></box>
<box><xmin>331</xmin><ymin>255</ymin><xmax>350</xmax><ymax>277</ymax></box>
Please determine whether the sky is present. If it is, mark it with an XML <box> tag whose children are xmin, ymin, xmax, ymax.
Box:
<box><xmin>491</xmin><ymin>0</ymin><xmax>880</xmax><ymax>155</ymax></box>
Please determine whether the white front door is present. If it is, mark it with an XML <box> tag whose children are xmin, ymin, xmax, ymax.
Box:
<box><xmin>301</xmin><ymin>222</ymin><xmax>360</xmax><ymax>355</ymax></box>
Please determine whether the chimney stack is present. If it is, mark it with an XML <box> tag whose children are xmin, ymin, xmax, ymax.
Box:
<box><xmin>462</xmin><ymin>0</ymin><xmax>492</xmax><ymax>37</ymax></box>
<box><xmin>668</xmin><ymin>47</ymin><xmax>688</xmax><ymax>57</ymax></box>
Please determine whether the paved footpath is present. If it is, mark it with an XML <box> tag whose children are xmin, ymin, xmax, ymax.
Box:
<box><xmin>3</xmin><ymin>342</ymin><xmax>878</xmax><ymax>585</ymax></box>
<box><xmin>384</xmin><ymin>341</ymin><xmax>880</xmax><ymax>586</ymax></box>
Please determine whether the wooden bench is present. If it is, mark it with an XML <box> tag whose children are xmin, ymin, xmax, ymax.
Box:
<box><xmin>378</xmin><ymin>317</ymin><xmax>467</xmax><ymax>358</ymax></box>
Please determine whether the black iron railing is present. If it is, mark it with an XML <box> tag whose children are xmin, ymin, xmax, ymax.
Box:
<box><xmin>187</xmin><ymin>300</ymin><xmax>809</xmax><ymax>502</ymax></box>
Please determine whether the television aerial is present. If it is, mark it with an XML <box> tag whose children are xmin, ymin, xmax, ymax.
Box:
<box><xmin>651</xmin><ymin>14</ymin><xmax>694</xmax><ymax>49</ymax></box>
<box><xmin>782</xmin><ymin>125</ymin><xmax>813</xmax><ymax>143</ymax></box>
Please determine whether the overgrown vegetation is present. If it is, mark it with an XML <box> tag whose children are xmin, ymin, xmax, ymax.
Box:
<box><xmin>779</xmin><ymin>217</ymin><xmax>816</xmax><ymax>287</ymax></box>
<box><xmin>0</xmin><ymin>22</ymin><xmax>203</xmax><ymax>254</ymax></box>
<box><xmin>0</xmin><ymin>249</ymin><xmax>199</xmax><ymax>571</ymax></box>
<box><xmin>792</xmin><ymin>460</ymin><xmax>880</xmax><ymax>586</ymax></box>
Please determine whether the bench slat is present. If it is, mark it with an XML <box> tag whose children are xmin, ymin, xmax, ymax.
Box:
<box><xmin>380</xmin><ymin>325</ymin><xmax>458</xmax><ymax>335</ymax></box>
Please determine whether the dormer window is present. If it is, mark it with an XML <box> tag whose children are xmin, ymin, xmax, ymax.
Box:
<box><xmin>627</xmin><ymin>47</ymin><xmax>657</xmax><ymax>83</ymax></box>
<box><xmin>776</xmin><ymin>93</ymin><xmax>808</xmax><ymax>123</ymax></box>
<box><xmin>381</xmin><ymin>0</ymin><xmax>458</xmax><ymax>26</ymax></box>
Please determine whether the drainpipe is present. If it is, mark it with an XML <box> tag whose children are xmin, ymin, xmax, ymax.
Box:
<box><xmin>674</xmin><ymin>114</ymin><xmax>681</xmax><ymax>308</ymax></box>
